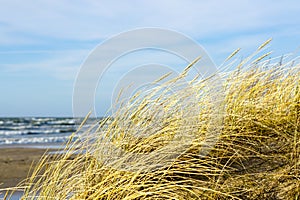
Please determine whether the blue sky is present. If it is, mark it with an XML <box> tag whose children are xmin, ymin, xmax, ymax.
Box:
<box><xmin>1</xmin><ymin>0</ymin><xmax>300</xmax><ymax>117</ymax></box>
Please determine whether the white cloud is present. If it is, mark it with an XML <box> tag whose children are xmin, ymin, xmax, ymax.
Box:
<box><xmin>0</xmin><ymin>0</ymin><xmax>299</xmax><ymax>42</ymax></box>
<box><xmin>1</xmin><ymin>49</ymin><xmax>89</xmax><ymax>80</ymax></box>
<box><xmin>1</xmin><ymin>0</ymin><xmax>299</xmax><ymax>66</ymax></box>
<box><xmin>1</xmin><ymin>0</ymin><xmax>300</xmax><ymax>116</ymax></box>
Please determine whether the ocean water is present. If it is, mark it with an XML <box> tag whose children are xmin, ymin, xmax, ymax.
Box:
<box><xmin>0</xmin><ymin>117</ymin><xmax>99</xmax><ymax>145</ymax></box>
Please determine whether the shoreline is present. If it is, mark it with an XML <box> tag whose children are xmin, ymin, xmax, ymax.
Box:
<box><xmin>0</xmin><ymin>142</ymin><xmax>65</xmax><ymax>150</ymax></box>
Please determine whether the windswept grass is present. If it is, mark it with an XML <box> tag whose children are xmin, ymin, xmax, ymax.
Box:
<box><xmin>5</xmin><ymin>45</ymin><xmax>300</xmax><ymax>199</ymax></box>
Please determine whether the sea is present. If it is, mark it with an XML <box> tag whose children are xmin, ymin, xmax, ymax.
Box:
<box><xmin>0</xmin><ymin>117</ymin><xmax>100</xmax><ymax>146</ymax></box>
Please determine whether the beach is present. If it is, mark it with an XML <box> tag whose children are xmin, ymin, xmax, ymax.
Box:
<box><xmin>0</xmin><ymin>146</ymin><xmax>55</xmax><ymax>189</ymax></box>
<box><xmin>0</xmin><ymin>117</ymin><xmax>93</xmax><ymax>189</ymax></box>
<box><xmin>0</xmin><ymin>117</ymin><xmax>95</xmax><ymax>194</ymax></box>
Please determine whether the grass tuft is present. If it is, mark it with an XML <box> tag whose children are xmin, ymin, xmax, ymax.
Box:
<box><xmin>6</xmin><ymin>46</ymin><xmax>300</xmax><ymax>199</ymax></box>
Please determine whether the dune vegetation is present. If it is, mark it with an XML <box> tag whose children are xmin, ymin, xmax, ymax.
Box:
<box><xmin>5</xmin><ymin>42</ymin><xmax>300</xmax><ymax>199</ymax></box>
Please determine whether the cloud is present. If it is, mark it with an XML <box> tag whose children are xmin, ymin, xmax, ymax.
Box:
<box><xmin>1</xmin><ymin>49</ymin><xmax>89</xmax><ymax>80</ymax></box>
<box><xmin>0</xmin><ymin>0</ymin><xmax>299</xmax><ymax>68</ymax></box>
<box><xmin>1</xmin><ymin>0</ymin><xmax>300</xmax><ymax>116</ymax></box>
<box><xmin>1</xmin><ymin>0</ymin><xmax>299</xmax><ymax>64</ymax></box>
<box><xmin>1</xmin><ymin>0</ymin><xmax>300</xmax><ymax>43</ymax></box>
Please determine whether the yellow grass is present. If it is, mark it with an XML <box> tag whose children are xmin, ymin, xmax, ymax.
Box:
<box><xmin>5</xmin><ymin>44</ymin><xmax>300</xmax><ymax>199</ymax></box>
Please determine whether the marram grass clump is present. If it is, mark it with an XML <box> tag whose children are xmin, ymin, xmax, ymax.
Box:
<box><xmin>5</xmin><ymin>46</ymin><xmax>300</xmax><ymax>199</ymax></box>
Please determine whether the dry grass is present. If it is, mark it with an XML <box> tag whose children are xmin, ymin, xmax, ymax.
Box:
<box><xmin>5</xmin><ymin>45</ymin><xmax>300</xmax><ymax>199</ymax></box>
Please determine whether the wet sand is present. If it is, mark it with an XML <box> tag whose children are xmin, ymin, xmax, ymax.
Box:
<box><xmin>0</xmin><ymin>146</ymin><xmax>59</xmax><ymax>189</ymax></box>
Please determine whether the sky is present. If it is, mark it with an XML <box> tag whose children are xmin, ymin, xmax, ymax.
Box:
<box><xmin>1</xmin><ymin>0</ymin><xmax>300</xmax><ymax>117</ymax></box>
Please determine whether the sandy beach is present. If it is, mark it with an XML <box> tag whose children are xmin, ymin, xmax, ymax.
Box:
<box><xmin>0</xmin><ymin>146</ymin><xmax>57</xmax><ymax>189</ymax></box>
